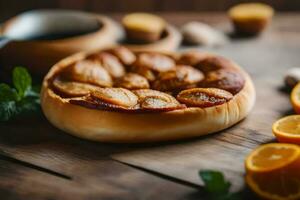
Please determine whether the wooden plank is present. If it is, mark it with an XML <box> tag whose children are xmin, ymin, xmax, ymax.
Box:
<box><xmin>0</xmin><ymin>159</ymin><xmax>84</xmax><ymax>200</ymax></box>
<box><xmin>0</xmin><ymin>116</ymin><xmax>199</xmax><ymax>199</ymax></box>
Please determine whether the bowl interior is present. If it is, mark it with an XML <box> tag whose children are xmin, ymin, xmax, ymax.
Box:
<box><xmin>2</xmin><ymin>10</ymin><xmax>102</xmax><ymax>41</ymax></box>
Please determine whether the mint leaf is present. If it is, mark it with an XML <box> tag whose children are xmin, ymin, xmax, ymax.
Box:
<box><xmin>199</xmin><ymin>170</ymin><xmax>243</xmax><ymax>200</ymax></box>
<box><xmin>12</xmin><ymin>67</ymin><xmax>32</xmax><ymax>98</ymax></box>
<box><xmin>0</xmin><ymin>83</ymin><xmax>18</xmax><ymax>102</ymax></box>
<box><xmin>17</xmin><ymin>96</ymin><xmax>40</xmax><ymax>114</ymax></box>
<box><xmin>0</xmin><ymin>66</ymin><xmax>41</xmax><ymax>122</ymax></box>
<box><xmin>199</xmin><ymin>170</ymin><xmax>231</xmax><ymax>195</ymax></box>
<box><xmin>0</xmin><ymin>101</ymin><xmax>17</xmax><ymax>121</ymax></box>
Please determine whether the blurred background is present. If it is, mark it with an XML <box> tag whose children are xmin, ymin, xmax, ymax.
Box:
<box><xmin>0</xmin><ymin>0</ymin><xmax>299</xmax><ymax>22</ymax></box>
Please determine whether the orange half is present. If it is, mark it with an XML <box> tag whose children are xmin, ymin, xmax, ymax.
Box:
<box><xmin>291</xmin><ymin>82</ymin><xmax>300</xmax><ymax>114</ymax></box>
<box><xmin>272</xmin><ymin>115</ymin><xmax>300</xmax><ymax>144</ymax></box>
<box><xmin>245</xmin><ymin>143</ymin><xmax>300</xmax><ymax>200</ymax></box>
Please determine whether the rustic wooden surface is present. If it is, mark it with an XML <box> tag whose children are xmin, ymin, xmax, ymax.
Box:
<box><xmin>1</xmin><ymin>13</ymin><xmax>300</xmax><ymax>199</ymax></box>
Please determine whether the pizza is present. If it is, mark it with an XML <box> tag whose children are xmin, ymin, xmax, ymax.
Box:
<box><xmin>41</xmin><ymin>46</ymin><xmax>255</xmax><ymax>142</ymax></box>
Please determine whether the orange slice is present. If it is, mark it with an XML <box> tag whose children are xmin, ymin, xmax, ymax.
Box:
<box><xmin>245</xmin><ymin>143</ymin><xmax>300</xmax><ymax>200</ymax></box>
<box><xmin>272</xmin><ymin>115</ymin><xmax>300</xmax><ymax>144</ymax></box>
<box><xmin>291</xmin><ymin>82</ymin><xmax>300</xmax><ymax>114</ymax></box>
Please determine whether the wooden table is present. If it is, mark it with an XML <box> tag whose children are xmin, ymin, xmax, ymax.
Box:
<box><xmin>1</xmin><ymin>13</ymin><xmax>300</xmax><ymax>200</ymax></box>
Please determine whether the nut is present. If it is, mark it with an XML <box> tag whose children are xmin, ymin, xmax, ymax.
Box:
<box><xmin>62</xmin><ymin>60</ymin><xmax>113</xmax><ymax>87</ymax></box>
<box><xmin>284</xmin><ymin>68</ymin><xmax>300</xmax><ymax>89</ymax></box>
<box><xmin>199</xmin><ymin>69</ymin><xmax>245</xmax><ymax>94</ymax></box>
<box><xmin>152</xmin><ymin>65</ymin><xmax>204</xmax><ymax>91</ymax></box>
<box><xmin>115</xmin><ymin>73</ymin><xmax>150</xmax><ymax>90</ymax></box>
<box><xmin>177</xmin><ymin>88</ymin><xmax>233</xmax><ymax>108</ymax></box>
<box><xmin>52</xmin><ymin>77</ymin><xmax>99</xmax><ymax>97</ymax></box>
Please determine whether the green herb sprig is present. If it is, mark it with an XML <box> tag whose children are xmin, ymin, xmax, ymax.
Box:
<box><xmin>199</xmin><ymin>170</ymin><xmax>242</xmax><ymax>200</ymax></box>
<box><xmin>0</xmin><ymin>67</ymin><xmax>40</xmax><ymax>121</ymax></box>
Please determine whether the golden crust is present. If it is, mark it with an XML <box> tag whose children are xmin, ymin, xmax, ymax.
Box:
<box><xmin>41</xmin><ymin>49</ymin><xmax>256</xmax><ymax>143</ymax></box>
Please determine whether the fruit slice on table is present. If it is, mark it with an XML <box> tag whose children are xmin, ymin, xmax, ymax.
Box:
<box><xmin>291</xmin><ymin>82</ymin><xmax>300</xmax><ymax>114</ymax></box>
<box><xmin>272</xmin><ymin>115</ymin><xmax>300</xmax><ymax>145</ymax></box>
<box><xmin>245</xmin><ymin>143</ymin><xmax>300</xmax><ymax>200</ymax></box>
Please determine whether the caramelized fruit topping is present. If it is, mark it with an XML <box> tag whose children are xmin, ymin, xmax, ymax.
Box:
<box><xmin>177</xmin><ymin>51</ymin><xmax>210</xmax><ymax>66</ymax></box>
<box><xmin>132</xmin><ymin>53</ymin><xmax>175</xmax><ymax>81</ymax></box>
<box><xmin>133</xmin><ymin>89</ymin><xmax>177</xmax><ymax>103</ymax></box>
<box><xmin>196</xmin><ymin>56</ymin><xmax>234</xmax><ymax>73</ymax></box>
<box><xmin>199</xmin><ymin>69</ymin><xmax>245</xmax><ymax>94</ymax></box>
<box><xmin>134</xmin><ymin>89</ymin><xmax>185</xmax><ymax>111</ymax></box>
<box><xmin>89</xmin><ymin>52</ymin><xmax>125</xmax><ymax>78</ymax></box>
<box><xmin>52</xmin><ymin>47</ymin><xmax>245</xmax><ymax>112</ymax></box>
<box><xmin>140</xmin><ymin>96</ymin><xmax>185</xmax><ymax>111</ymax></box>
<box><xmin>107</xmin><ymin>46</ymin><xmax>136</xmax><ymax>66</ymax></box>
<box><xmin>152</xmin><ymin>65</ymin><xmax>204</xmax><ymax>91</ymax></box>
<box><xmin>115</xmin><ymin>73</ymin><xmax>150</xmax><ymax>90</ymax></box>
<box><xmin>70</xmin><ymin>95</ymin><xmax>139</xmax><ymax>111</ymax></box>
<box><xmin>90</xmin><ymin>88</ymin><xmax>138</xmax><ymax>108</ymax></box>
<box><xmin>62</xmin><ymin>60</ymin><xmax>112</xmax><ymax>87</ymax></box>
<box><xmin>52</xmin><ymin>77</ymin><xmax>99</xmax><ymax>97</ymax></box>
<box><xmin>177</xmin><ymin>88</ymin><xmax>233</xmax><ymax>108</ymax></box>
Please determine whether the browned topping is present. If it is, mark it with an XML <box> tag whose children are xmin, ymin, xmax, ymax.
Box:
<box><xmin>52</xmin><ymin>77</ymin><xmax>99</xmax><ymax>97</ymax></box>
<box><xmin>133</xmin><ymin>89</ymin><xmax>185</xmax><ymax>111</ymax></box>
<box><xmin>152</xmin><ymin>65</ymin><xmax>204</xmax><ymax>91</ymax></box>
<box><xmin>107</xmin><ymin>46</ymin><xmax>136</xmax><ymax>66</ymax></box>
<box><xmin>177</xmin><ymin>51</ymin><xmax>210</xmax><ymax>66</ymax></box>
<box><xmin>133</xmin><ymin>89</ymin><xmax>177</xmax><ymax>103</ymax></box>
<box><xmin>88</xmin><ymin>52</ymin><xmax>125</xmax><ymax>78</ymax></box>
<box><xmin>140</xmin><ymin>96</ymin><xmax>185</xmax><ymax>111</ymax></box>
<box><xmin>52</xmin><ymin>48</ymin><xmax>246</xmax><ymax>112</ymax></box>
<box><xmin>62</xmin><ymin>60</ymin><xmax>112</xmax><ymax>87</ymax></box>
<box><xmin>90</xmin><ymin>88</ymin><xmax>138</xmax><ymax>108</ymax></box>
<box><xmin>199</xmin><ymin>69</ymin><xmax>245</xmax><ymax>95</ymax></box>
<box><xmin>115</xmin><ymin>73</ymin><xmax>150</xmax><ymax>90</ymax></box>
<box><xmin>132</xmin><ymin>53</ymin><xmax>175</xmax><ymax>81</ymax></box>
<box><xmin>69</xmin><ymin>95</ymin><xmax>139</xmax><ymax>112</ymax></box>
<box><xmin>196</xmin><ymin>56</ymin><xmax>234</xmax><ymax>74</ymax></box>
<box><xmin>137</xmin><ymin>53</ymin><xmax>175</xmax><ymax>72</ymax></box>
<box><xmin>177</xmin><ymin>88</ymin><xmax>233</xmax><ymax>108</ymax></box>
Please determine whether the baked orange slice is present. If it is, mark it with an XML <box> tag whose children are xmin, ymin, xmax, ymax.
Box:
<box><xmin>245</xmin><ymin>143</ymin><xmax>300</xmax><ymax>200</ymax></box>
<box><xmin>291</xmin><ymin>82</ymin><xmax>300</xmax><ymax>114</ymax></box>
<box><xmin>272</xmin><ymin>115</ymin><xmax>300</xmax><ymax>144</ymax></box>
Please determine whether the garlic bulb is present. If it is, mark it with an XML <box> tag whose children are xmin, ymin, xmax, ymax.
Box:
<box><xmin>284</xmin><ymin>67</ymin><xmax>300</xmax><ymax>88</ymax></box>
<box><xmin>181</xmin><ymin>21</ymin><xmax>228</xmax><ymax>46</ymax></box>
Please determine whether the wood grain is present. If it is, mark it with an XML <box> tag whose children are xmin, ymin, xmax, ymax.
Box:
<box><xmin>0</xmin><ymin>13</ymin><xmax>299</xmax><ymax>199</ymax></box>
<box><xmin>0</xmin><ymin>116</ymin><xmax>200</xmax><ymax>200</ymax></box>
